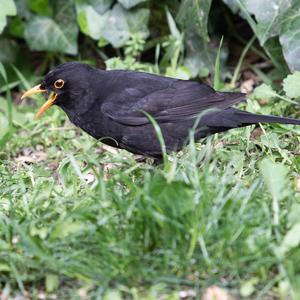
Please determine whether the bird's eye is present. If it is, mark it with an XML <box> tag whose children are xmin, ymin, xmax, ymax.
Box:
<box><xmin>54</xmin><ymin>79</ymin><xmax>64</xmax><ymax>89</ymax></box>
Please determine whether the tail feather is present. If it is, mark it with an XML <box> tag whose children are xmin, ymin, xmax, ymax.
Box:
<box><xmin>233</xmin><ymin>109</ymin><xmax>300</xmax><ymax>126</ymax></box>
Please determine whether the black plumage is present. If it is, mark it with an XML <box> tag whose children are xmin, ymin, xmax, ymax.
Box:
<box><xmin>22</xmin><ymin>62</ymin><xmax>300</xmax><ymax>158</ymax></box>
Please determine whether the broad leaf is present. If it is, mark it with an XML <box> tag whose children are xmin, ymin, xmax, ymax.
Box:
<box><xmin>283</xmin><ymin>72</ymin><xmax>300</xmax><ymax>98</ymax></box>
<box><xmin>0</xmin><ymin>38</ymin><xmax>18</xmax><ymax>63</ymax></box>
<box><xmin>101</xmin><ymin>4</ymin><xmax>130</xmax><ymax>48</ymax></box>
<box><xmin>28</xmin><ymin>0</ymin><xmax>52</xmax><ymax>15</ymax></box>
<box><xmin>24</xmin><ymin>1</ymin><xmax>78</xmax><ymax>55</ymax></box>
<box><xmin>184</xmin><ymin>33</ymin><xmax>227</xmax><ymax>77</ymax></box>
<box><xmin>89</xmin><ymin>0</ymin><xmax>114</xmax><ymax>14</ymax></box>
<box><xmin>279</xmin><ymin>2</ymin><xmax>300</xmax><ymax>71</ymax></box>
<box><xmin>177</xmin><ymin>0</ymin><xmax>212</xmax><ymax>42</ymax></box>
<box><xmin>101</xmin><ymin>4</ymin><xmax>149</xmax><ymax>48</ymax></box>
<box><xmin>260</xmin><ymin>158</ymin><xmax>288</xmax><ymax>201</ymax></box>
<box><xmin>124</xmin><ymin>7</ymin><xmax>149</xmax><ymax>39</ymax></box>
<box><xmin>279</xmin><ymin>223</ymin><xmax>300</xmax><ymax>255</ymax></box>
<box><xmin>252</xmin><ymin>83</ymin><xmax>275</xmax><ymax>100</ymax></box>
<box><xmin>224</xmin><ymin>0</ymin><xmax>299</xmax><ymax>71</ymax></box>
<box><xmin>76</xmin><ymin>3</ymin><xmax>109</xmax><ymax>40</ymax></box>
<box><xmin>25</xmin><ymin>17</ymin><xmax>78</xmax><ymax>54</ymax></box>
<box><xmin>0</xmin><ymin>0</ymin><xmax>17</xmax><ymax>34</ymax></box>
<box><xmin>118</xmin><ymin>0</ymin><xmax>146</xmax><ymax>9</ymax></box>
<box><xmin>244</xmin><ymin>0</ymin><xmax>292</xmax><ymax>45</ymax></box>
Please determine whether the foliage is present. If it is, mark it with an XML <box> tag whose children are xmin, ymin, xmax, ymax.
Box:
<box><xmin>1</xmin><ymin>69</ymin><xmax>300</xmax><ymax>297</ymax></box>
<box><xmin>1</xmin><ymin>0</ymin><xmax>300</xmax><ymax>74</ymax></box>
<box><xmin>2</xmin><ymin>0</ymin><xmax>300</xmax><ymax>298</ymax></box>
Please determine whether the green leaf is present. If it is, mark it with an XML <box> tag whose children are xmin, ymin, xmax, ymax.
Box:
<box><xmin>86</xmin><ymin>0</ymin><xmax>113</xmax><ymax>14</ymax></box>
<box><xmin>24</xmin><ymin>1</ymin><xmax>78</xmax><ymax>55</ymax></box>
<box><xmin>124</xmin><ymin>7</ymin><xmax>149</xmax><ymax>39</ymax></box>
<box><xmin>287</xmin><ymin>204</ymin><xmax>300</xmax><ymax>228</ymax></box>
<box><xmin>260</xmin><ymin>133</ymin><xmax>280</xmax><ymax>149</ymax></box>
<box><xmin>101</xmin><ymin>4</ymin><xmax>149</xmax><ymax>48</ymax></box>
<box><xmin>101</xmin><ymin>4</ymin><xmax>130</xmax><ymax>48</ymax></box>
<box><xmin>8</xmin><ymin>16</ymin><xmax>25</xmax><ymax>38</ymax></box>
<box><xmin>283</xmin><ymin>72</ymin><xmax>300</xmax><ymax>98</ymax></box>
<box><xmin>244</xmin><ymin>0</ymin><xmax>292</xmax><ymax>45</ymax></box>
<box><xmin>76</xmin><ymin>3</ymin><xmax>109</xmax><ymax>40</ymax></box>
<box><xmin>263</xmin><ymin>37</ymin><xmax>289</xmax><ymax>73</ymax></box>
<box><xmin>184</xmin><ymin>34</ymin><xmax>222</xmax><ymax>77</ymax></box>
<box><xmin>149</xmin><ymin>175</ymin><xmax>195</xmax><ymax>217</ymax></box>
<box><xmin>51</xmin><ymin>219</ymin><xmax>84</xmax><ymax>239</ymax></box>
<box><xmin>25</xmin><ymin>16</ymin><xmax>78</xmax><ymax>54</ymax></box>
<box><xmin>240</xmin><ymin>277</ymin><xmax>259</xmax><ymax>297</ymax></box>
<box><xmin>103</xmin><ymin>290</ymin><xmax>122</xmax><ymax>300</ymax></box>
<box><xmin>166</xmin><ymin>9</ymin><xmax>180</xmax><ymax>39</ymax></box>
<box><xmin>28</xmin><ymin>0</ymin><xmax>52</xmax><ymax>15</ymax></box>
<box><xmin>279</xmin><ymin>223</ymin><xmax>300</xmax><ymax>255</ymax></box>
<box><xmin>223</xmin><ymin>0</ymin><xmax>240</xmax><ymax>13</ymax></box>
<box><xmin>118</xmin><ymin>0</ymin><xmax>146</xmax><ymax>9</ymax></box>
<box><xmin>279</xmin><ymin>2</ymin><xmax>300</xmax><ymax>71</ymax></box>
<box><xmin>260</xmin><ymin>158</ymin><xmax>289</xmax><ymax>201</ymax></box>
<box><xmin>0</xmin><ymin>113</ymin><xmax>9</xmax><ymax>140</ymax></box>
<box><xmin>45</xmin><ymin>274</ymin><xmax>59</xmax><ymax>293</ymax></box>
<box><xmin>252</xmin><ymin>83</ymin><xmax>275</xmax><ymax>100</ymax></box>
<box><xmin>177</xmin><ymin>0</ymin><xmax>212</xmax><ymax>42</ymax></box>
<box><xmin>0</xmin><ymin>0</ymin><xmax>17</xmax><ymax>34</ymax></box>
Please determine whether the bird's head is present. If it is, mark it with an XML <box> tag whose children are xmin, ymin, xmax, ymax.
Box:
<box><xmin>22</xmin><ymin>62</ymin><xmax>96</xmax><ymax>118</ymax></box>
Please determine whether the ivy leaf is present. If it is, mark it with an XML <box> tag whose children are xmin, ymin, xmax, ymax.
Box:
<box><xmin>0</xmin><ymin>0</ymin><xmax>17</xmax><ymax>34</ymax></box>
<box><xmin>177</xmin><ymin>0</ymin><xmax>212</xmax><ymax>42</ymax></box>
<box><xmin>279</xmin><ymin>2</ymin><xmax>300</xmax><ymax>71</ymax></box>
<box><xmin>283</xmin><ymin>72</ymin><xmax>300</xmax><ymax>98</ymax></box>
<box><xmin>252</xmin><ymin>84</ymin><xmax>276</xmax><ymax>101</ymax></box>
<box><xmin>244</xmin><ymin>0</ymin><xmax>292</xmax><ymax>45</ymax></box>
<box><xmin>101</xmin><ymin>4</ymin><xmax>149</xmax><ymax>48</ymax></box>
<box><xmin>183</xmin><ymin>33</ymin><xmax>225</xmax><ymax>77</ymax></box>
<box><xmin>101</xmin><ymin>4</ymin><xmax>130</xmax><ymax>48</ymax></box>
<box><xmin>24</xmin><ymin>1</ymin><xmax>78</xmax><ymax>55</ymax></box>
<box><xmin>0</xmin><ymin>38</ymin><xmax>18</xmax><ymax>63</ymax></box>
<box><xmin>89</xmin><ymin>0</ymin><xmax>114</xmax><ymax>14</ymax></box>
<box><xmin>28</xmin><ymin>0</ymin><xmax>52</xmax><ymax>16</ymax></box>
<box><xmin>124</xmin><ymin>7</ymin><xmax>149</xmax><ymax>39</ymax></box>
<box><xmin>118</xmin><ymin>0</ymin><xmax>147</xmax><ymax>9</ymax></box>
<box><xmin>25</xmin><ymin>16</ymin><xmax>78</xmax><ymax>55</ymax></box>
<box><xmin>76</xmin><ymin>3</ymin><xmax>109</xmax><ymax>40</ymax></box>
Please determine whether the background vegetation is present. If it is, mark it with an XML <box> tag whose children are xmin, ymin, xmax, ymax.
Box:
<box><xmin>1</xmin><ymin>0</ymin><xmax>300</xmax><ymax>299</ymax></box>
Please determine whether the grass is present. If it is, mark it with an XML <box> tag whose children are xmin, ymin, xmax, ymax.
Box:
<box><xmin>1</xmin><ymin>70</ymin><xmax>300</xmax><ymax>299</ymax></box>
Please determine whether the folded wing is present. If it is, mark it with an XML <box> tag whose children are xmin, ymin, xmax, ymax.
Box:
<box><xmin>102</xmin><ymin>80</ymin><xmax>245</xmax><ymax>126</ymax></box>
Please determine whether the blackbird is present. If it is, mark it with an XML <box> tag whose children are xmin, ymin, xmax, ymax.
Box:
<box><xmin>22</xmin><ymin>62</ymin><xmax>300</xmax><ymax>158</ymax></box>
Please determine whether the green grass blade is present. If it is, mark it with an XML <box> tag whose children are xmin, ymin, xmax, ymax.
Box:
<box><xmin>213</xmin><ymin>36</ymin><xmax>223</xmax><ymax>91</ymax></box>
<box><xmin>142</xmin><ymin>111</ymin><xmax>168</xmax><ymax>167</ymax></box>
<box><xmin>230</xmin><ymin>35</ymin><xmax>256</xmax><ymax>88</ymax></box>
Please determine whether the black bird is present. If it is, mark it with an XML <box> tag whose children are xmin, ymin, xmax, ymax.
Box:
<box><xmin>22</xmin><ymin>62</ymin><xmax>300</xmax><ymax>158</ymax></box>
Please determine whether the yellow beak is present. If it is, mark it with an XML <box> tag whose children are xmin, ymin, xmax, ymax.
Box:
<box><xmin>21</xmin><ymin>84</ymin><xmax>57</xmax><ymax>119</ymax></box>
<box><xmin>21</xmin><ymin>84</ymin><xmax>46</xmax><ymax>99</ymax></box>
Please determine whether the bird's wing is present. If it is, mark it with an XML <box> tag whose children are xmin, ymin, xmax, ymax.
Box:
<box><xmin>102</xmin><ymin>79</ymin><xmax>245</xmax><ymax>126</ymax></box>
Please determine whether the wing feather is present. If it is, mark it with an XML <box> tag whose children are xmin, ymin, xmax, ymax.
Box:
<box><xmin>102</xmin><ymin>79</ymin><xmax>245</xmax><ymax>126</ymax></box>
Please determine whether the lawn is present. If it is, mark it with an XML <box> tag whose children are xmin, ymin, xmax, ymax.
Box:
<box><xmin>1</xmin><ymin>69</ymin><xmax>300</xmax><ymax>299</ymax></box>
<box><xmin>2</xmin><ymin>1</ymin><xmax>300</xmax><ymax>298</ymax></box>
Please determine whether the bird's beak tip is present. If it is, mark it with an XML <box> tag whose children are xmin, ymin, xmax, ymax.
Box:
<box><xmin>21</xmin><ymin>84</ymin><xmax>46</xmax><ymax>100</ymax></box>
<box><xmin>22</xmin><ymin>84</ymin><xmax>57</xmax><ymax>118</ymax></box>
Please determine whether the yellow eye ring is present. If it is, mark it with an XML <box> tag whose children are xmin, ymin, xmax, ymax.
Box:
<box><xmin>54</xmin><ymin>79</ymin><xmax>64</xmax><ymax>89</ymax></box>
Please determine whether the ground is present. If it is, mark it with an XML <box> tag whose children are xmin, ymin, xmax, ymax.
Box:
<box><xmin>1</xmin><ymin>85</ymin><xmax>300</xmax><ymax>299</ymax></box>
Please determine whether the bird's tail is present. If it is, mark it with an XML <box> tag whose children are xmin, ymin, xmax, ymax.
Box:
<box><xmin>233</xmin><ymin>109</ymin><xmax>300</xmax><ymax>126</ymax></box>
